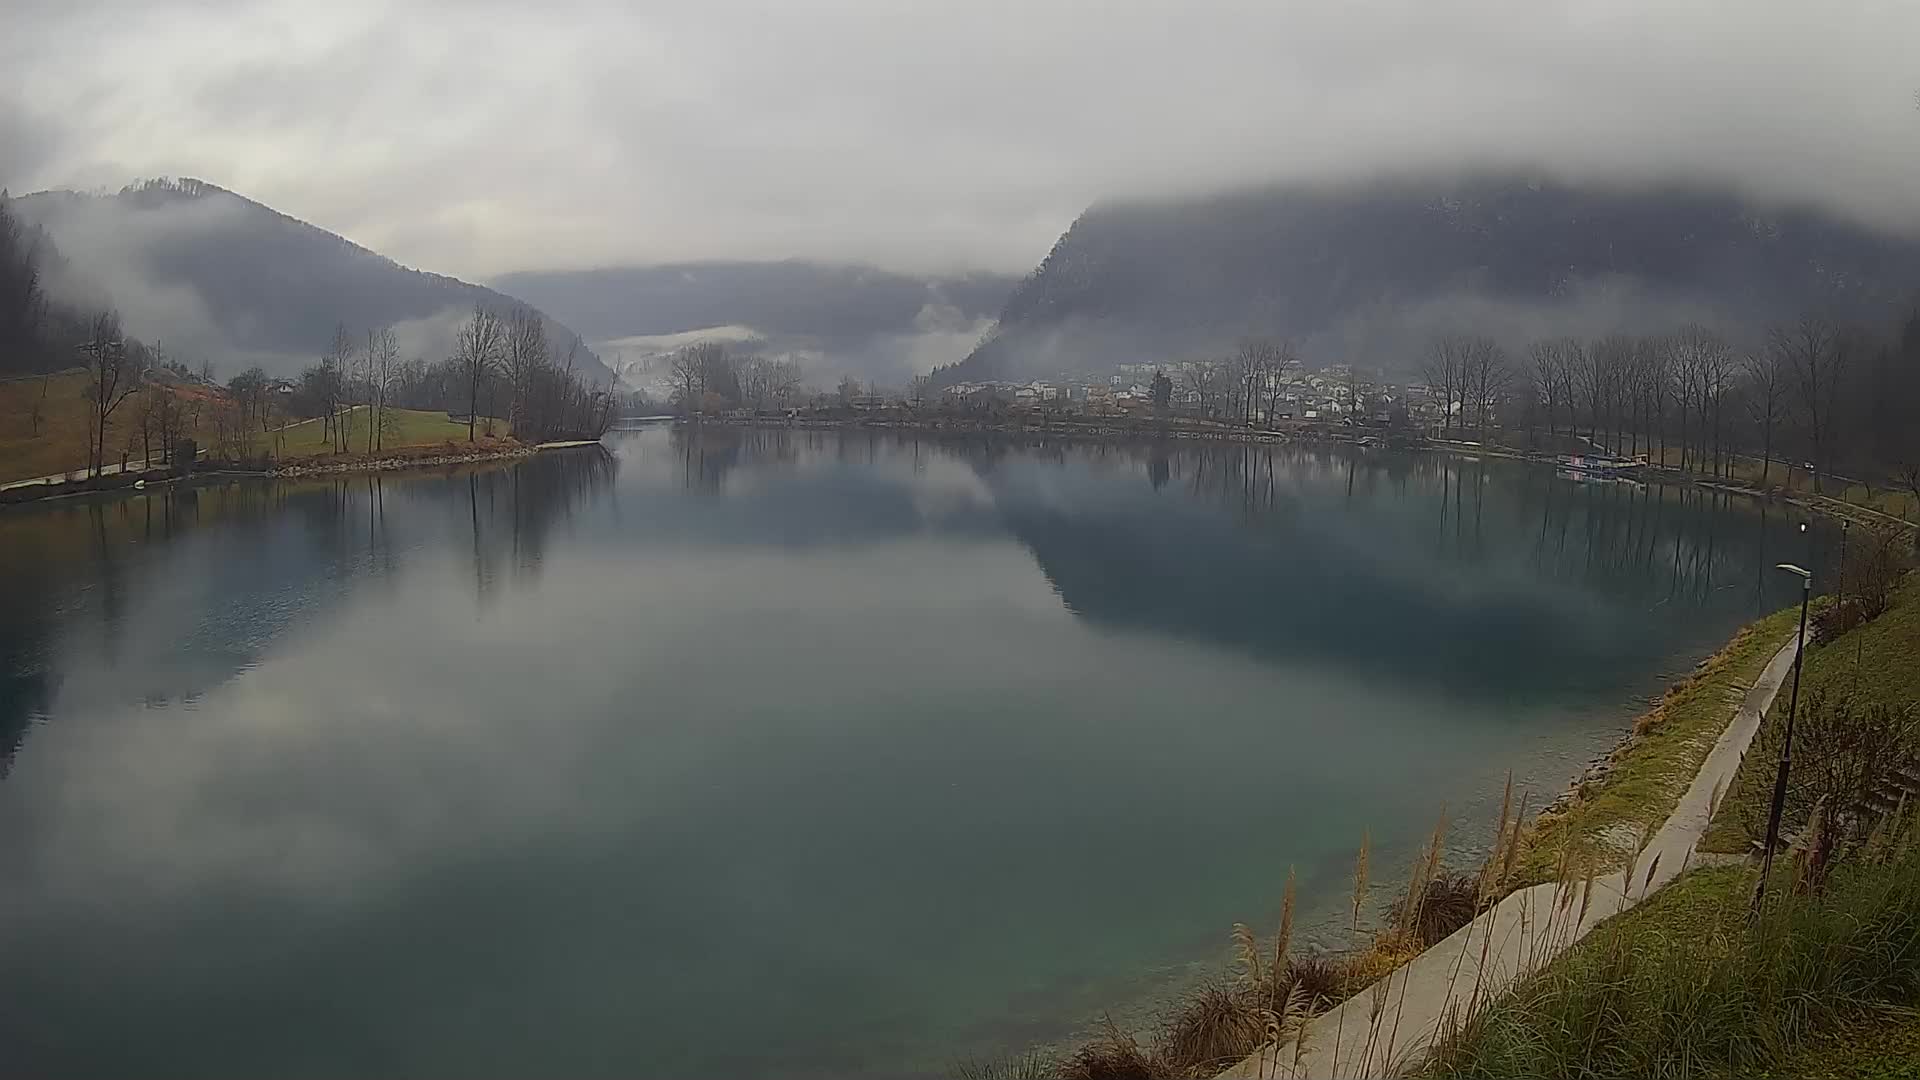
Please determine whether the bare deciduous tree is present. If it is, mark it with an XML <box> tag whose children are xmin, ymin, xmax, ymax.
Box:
<box><xmin>1526</xmin><ymin>339</ymin><xmax>1568</xmax><ymax>439</ymax></box>
<box><xmin>367</xmin><ymin>326</ymin><xmax>400</xmax><ymax>453</ymax></box>
<box><xmin>741</xmin><ymin>354</ymin><xmax>804</xmax><ymax>410</ymax></box>
<box><xmin>227</xmin><ymin>365</ymin><xmax>269</xmax><ymax>439</ymax></box>
<box><xmin>452</xmin><ymin>306</ymin><xmax>506</xmax><ymax>442</ymax></box>
<box><xmin>1662</xmin><ymin>326</ymin><xmax>1730</xmax><ymax>472</ymax></box>
<box><xmin>1181</xmin><ymin>361</ymin><xmax>1226</xmax><ymax>416</ymax></box>
<box><xmin>1421</xmin><ymin>338</ymin><xmax>1460</xmax><ymax>433</ymax></box>
<box><xmin>1699</xmin><ymin>335</ymin><xmax>1735</xmax><ymax>479</ymax></box>
<box><xmin>671</xmin><ymin>341</ymin><xmax>724</xmax><ymax>418</ymax></box>
<box><xmin>319</xmin><ymin>322</ymin><xmax>357</xmax><ymax>452</ymax></box>
<box><xmin>1742</xmin><ymin>348</ymin><xmax>1788</xmax><ymax>487</ymax></box>
<box><xmin>1258</xmin><ymin>340</ymin><xmax>1296</xmax><ymax>423</ymax></box>
<box><xmin>1771</xmin><ymin>314</ymin><xmax>1845</xmax><ymax>493</ymax></box>
<box><xmin>1455</xmin><ymin>336</ymin><xmax>1509</xmax><ymax>436</ymax></box>
<box><xmin>503</xmin><ymin>306</ymin><xmax>548</xmax><ymax>438</ymax></box>
<box><xmin>79</xmin><ymin>310</ymin><xmax>141</xmax><ymax>477</ymax></box>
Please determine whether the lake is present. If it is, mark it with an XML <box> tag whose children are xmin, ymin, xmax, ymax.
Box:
<box><xmin>0</xmin><ymin>426</ymin><xmax>1833</xmax><ymax>1078</ymax></box>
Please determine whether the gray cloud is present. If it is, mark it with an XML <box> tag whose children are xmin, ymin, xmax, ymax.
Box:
<box><xmin>0</xmin><ymin>101</ymin><xmax>63</xmax><ymax>194</ymax></box>
<box><xmin>1308</xmin><ymin>276</ymin><xmax>1739</xmax><ymax>369</ymax></box>
<box><xmin>32</xmin><ymin>191</ymin><xmax>250</xmax><ymax>364</ymax></box>
<box><xmin>7</xmin><ymin>0</ymin><xmax>1920</xmax><ymax>279</ymax></box>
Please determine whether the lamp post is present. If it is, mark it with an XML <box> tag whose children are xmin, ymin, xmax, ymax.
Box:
<box><xmin>1752</xmin><ymin>522</ymin><xmax>1813</xmax><ymax>917</ymax></box>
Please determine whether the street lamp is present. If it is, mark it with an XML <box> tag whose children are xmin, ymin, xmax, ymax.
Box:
<box><xmin>1751</xmin><ymin>528</ymin><xmax>1812</xmax><ymax>916</ymax></box>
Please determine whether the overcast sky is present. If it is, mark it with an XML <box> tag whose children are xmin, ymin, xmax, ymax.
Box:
<box><xmin>5</xmin><ymin>0</ymin><xmax>1919</xmax><ymax>280</ymax></box>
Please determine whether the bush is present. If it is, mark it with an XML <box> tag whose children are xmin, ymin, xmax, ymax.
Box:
<box><xmin>1283</xmin><ymin>954</ymin><xmax>1351</xmax><ymax>1012</ymax></box>
<box><xmin>1817</xmin><ymin>530</ymin><xmax>1912</xmax><ymax>643</ymax></box>
<box><xmin>1389</xmin><ymin>872</ymin><xmax>1482</xmax><ymax>948</ymax></box>
<box><xmin>1056</xmin><ymin>1021</ymin><xmax>1159</xmax><ymax>1080</ymax></box>
<box><xmin>1740</xmin><ymin>688</ymin><xmax>1920</xmax><ymax>853</ymax></box>
<box><xmin>1151</xmin><ymin>984</ymin><xmax>1264</xmax><ymax>1077</ymax></box>
<box><xmin>1848</xmin><ymin>529</ymin><xmax>1910</xmax><ymax>620</ymax></box>
<box><xmin>953</xmin><ymin>1052</ymin><xmax>1060</xmax><ymax>1080</ymax></box>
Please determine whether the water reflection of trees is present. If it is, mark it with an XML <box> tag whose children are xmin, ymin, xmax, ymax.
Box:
<box><xmin>669</xmin><ymin>425</ymin><xmax>803</xmax><ymax>493</ymax></box>
<box><xmin>1032</xmin><ymin>439</ymin><xmax>1824</xmax><ymax>609</ymax></box>
<box><xmin>775</xmin><ymin>431</ymin><xmax>1827</xmax><ymax>681</ymax></box>
<box><xmin>902</xmin><ymin>435</ymin><xmax>1827</xmax><ymax>700</ymax></box>
<box><xmin>646</xmin><ymin>429</ymin><xmax>1826</xmax><ymax>620</ymax></box>
<box><xmin>464</xmin><ymin>446</ymin><xmax>620</xmax><ymax>599</ymax></box>
<box><xmin>0</xmin><ymin>447</ymin><xmax>619</xmax><ymax>778</ymax></box>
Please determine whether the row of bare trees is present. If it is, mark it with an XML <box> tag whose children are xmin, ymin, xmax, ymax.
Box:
<box><xmin>1514</xmin><ymin>329</ymin><xmax>1743</xmax><ymax>476</ymax></box>
<box><xmin>450</xmin><ymin>304</ymin><xmax>618</xmax><ymax>442</ymax></box>
<box><xmin>669</xmin><ymin>341</ymin><xmax>805</xmax><ymax>416</ymax></box>
<box><xmin>1176</xmin><ymin>338</ymin><xmax>1301</xmax><ymax>423</ymax></box>
<box><xmin>1433</xmin><ymin>311</ymin><xmax>1920</xmax><ymax>500</ymax></box>
<box><xmin>1422</xmin><ymin>335</ymin><xmax>1513</xmax><ymax>437</ymax></box>
<box><xmin>283</xmin><ymin>305</ymin><xmax>617</xmax><ymax>450</ymax></box>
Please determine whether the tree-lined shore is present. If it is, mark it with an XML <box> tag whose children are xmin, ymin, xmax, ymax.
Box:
<box><xmin>3</xmin><ymin>198</ymin><xmax>615</xmax><ymax>496</ymax></box>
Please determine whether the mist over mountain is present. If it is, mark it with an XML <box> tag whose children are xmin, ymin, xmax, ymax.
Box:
<box><xmin>495</xmin><ymin>262</ymin><xmax>1015</xmax><ymax>388</ymax></box>
<box><xmin>945</xmin><ymin>175</ymin><xmax>1920</xmax><ymax>384</ymax></box>
<box><xmin>12</xmin><ymin>179</ymin><xmax>613</xmax><ymax>384</ymax></box>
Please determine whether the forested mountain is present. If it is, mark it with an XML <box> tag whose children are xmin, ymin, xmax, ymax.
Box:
<box><xmin>944</xmin><ymin>176</ymin><xmax>1920</xmax><ymax>383</ymax></box>
<box><xmin>496</xmin><ymin>261</ymin><xmax>1015</xmax><ymax>387</ymax></box>
<box><xmin>0</xmin><ymin>197</ymin><xmax>88</xmax><ymax>375</ymax></box>
<box><xmin>11</xmin><ymin>179</ymin><xmax>612</xmax><ymax>383</ymax></box>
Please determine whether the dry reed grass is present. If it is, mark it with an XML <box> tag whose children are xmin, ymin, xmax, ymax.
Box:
<box><xmin>960</xmin><ymin>779</ymin><xmax>1597</xmax><ymax>1080</ymax></box>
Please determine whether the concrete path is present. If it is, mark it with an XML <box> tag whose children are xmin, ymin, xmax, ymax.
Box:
<box><xmin>0</xmin><ymin>457</ymin><xmax>167</xmax><ymax>492</ymax></box>
<box><xmin>1221</xmin><ymin>631</ymin><xmax>1802</xmax><ymax>1079</ymax></box>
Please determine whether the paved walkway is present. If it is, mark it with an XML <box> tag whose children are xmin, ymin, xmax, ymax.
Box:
<box><xmin>0</xmin><ymin>457</ymin><xmax>166</xmax><ymax>492</ymax></box>
<box><xmin>1221</xmin><ymin>632</ymin><xmax>1802</xmax><ymax>1079</ymax></box>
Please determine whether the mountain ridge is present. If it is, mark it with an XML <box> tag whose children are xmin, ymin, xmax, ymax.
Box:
<box><xmin>496</xmin><ymin>260</ymin><xmax>1017</xmax><ymax>387</ymax></box>
<box><xmin>945</xmin><ymin>175</ymin><xmax>1920</xmax><ymax>384</ymax></box>
<box><xmin>13</xmin><ymin>178</ymin><xmax>615</xmax><ymax>384</ymax></box>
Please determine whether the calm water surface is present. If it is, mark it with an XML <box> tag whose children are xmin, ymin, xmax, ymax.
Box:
<box><xmin>0</xmin><ymin>427</ymin><xmax>1834</xmax><ymax>1077</ymax></box>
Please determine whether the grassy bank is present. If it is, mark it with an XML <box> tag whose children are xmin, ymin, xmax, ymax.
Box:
<box><xmin>1703</xmin><ymin>570</ymin><xmax>1920</xmax><ymax>855</ymax></box>
<box><xmin>1634</xmin><ymin>445</ymin><xmax>1920</xmax><ymax>524</ymax></box>
<box><xmin>266</xmin><ymin>406</ymin><xmax>487</xmax><ymax>460</ymax></box>
<box><xmin>0</xmin><ymin>371</ymin><xmax>218</xmax><ymax>483</ymax></box>
<box><xmin>1758</xmin><ymin>1007</ymin><xmax>1920</xmax><ymax>1080</ymax></box>
<box><xmin>1426</xmin><ymin>848</ymin><xmax>1920</xmax><ymax>1079</ymax></box>
<box><xmin>1</xmin><ymin>371</ymin><xmax>515</xmax><ymax>484</ymax></box>
<box><xmin>1509</xmin><ymin>605</ymin><xmax>1800</xmax><ymax>885</ymax></box>
<box><xmin>1426</xmin><ymin>561</ymin><xmax>1920</xmax><ymax>1079</ymax></box>
<box><xmin>951</xmin><ymin>600</ymin><xmax>1827</xmax><ymax>1079</ymax></box>
<box><xmin>266</xmin><ymin>435</ymin><xmax>532</xmax><ymax>476</ymax></box>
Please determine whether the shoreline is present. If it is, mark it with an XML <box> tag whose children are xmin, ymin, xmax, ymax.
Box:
<box><xmin>698</xmin><ymin>414</ymin><xmax>1915</xmax><ymax>534</ymax></box>
<box><xmin>1529</xmin><ymin>616</ymin><xmax>1798</xmax><ymax>846</ymax></box>
<box><xmin>0</xmin><ymin>439</ymin><xmax>605</xmax><ymax>509</ymax></box>
<box><xmin>268</xmin><ymin>438</ymin><xmax>608</xmax><ymax>478</ymax></box>
<box><xmin>269</xmin><ymin>445</ymin><xmax>537</xmax><ymax>478</ymax></box>
<box><xmin>988</xmin><ymin>599</ymin><xmax>1806</xmax><ymax>1078</ymax></box>
<box><xmin>1219</xmin><ymin>630</ymin><xmax>1807</xmax><ymax>1079</ymax></box>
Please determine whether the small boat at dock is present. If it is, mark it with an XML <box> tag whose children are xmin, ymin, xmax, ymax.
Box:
<box><xmin>1557</xmin><ymin>452</ymin><xmax>1642</xmax><ymax>477</ymax></box>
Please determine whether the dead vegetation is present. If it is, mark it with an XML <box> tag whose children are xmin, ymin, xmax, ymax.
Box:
<box><xmin>967</xmin><ymin>784</ymin><xmax>1529</xmax><ymax>1079</ymax></box>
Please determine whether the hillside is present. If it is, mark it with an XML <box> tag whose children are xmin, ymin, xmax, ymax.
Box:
<box><xmin>13</xmin><ymin>180</ymin><xmax>613</xmax><ymax>384</ymax></box>
<box><xmin>945</xmin><ymin>175</ymin><xmax>1920</xmax><ymax>383</ymax></box>
<box><xmin>496</xmin><ymin>261</ymin><xmax>1015</xmax><ymax>387</ymax></box>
